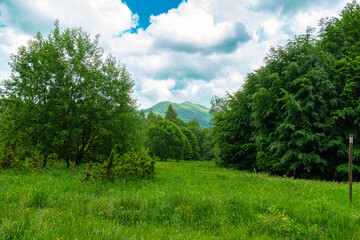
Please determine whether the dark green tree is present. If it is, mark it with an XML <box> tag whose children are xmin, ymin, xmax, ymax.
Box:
<box><xmin>165</xmin><ymin>104</ymin><xmax>179</xmax><ymax>123</ymax></box>
<box><xmin>146</xmin><ymin>109</ymin><xmax>157</xmax><ymax>125</ymax></box>
<box><xmin>211</xmin><ymin>93</ymin><xmax>255</xmax><ymax>169</ymax></box>
<box><xmin>247</xmin><ymin>31</ymin><xmax>341</xmax><ymax>178</ymax></box>
<box><xmin>211</xmin><ymin>20</ymin><xmax>355</xmax><ymax>179</ymax></box>
<box><xmin>146</xmin><ymin>120</ymin><xmax>185</xmax><ymax>161</ymax></box>
<box><xmin>180</xmin><ymin>127</ymin><xmax>200</xmax><ymax>160</ymax></box>
<box><xmin>319</xmin><ymin>1</ymin><xmax>360</xmax><ymax>179</ymax></box>
<box><xmin>201</xmin><ymin>127</ymin><xmax>215</xmax><ymax>161</ymax></box>
<box><xmin>0</xmin><ymin>21</ymin><xmax>139</xmax><ymax>166</ymax></box>
<box><xmin>187</xmin><ymin>118</ymin><xmax>201</xmax><ymax>128</ymax></box>
<box><xmin>182</xmin><ymin>136</ymin><xmax>193</xmax><ymax>161</ymax></box>
<box><xmin>139</xmin><ymin>110</ymin><xmax>147</xmax><ymax>144</ymax></box>
<box><xmin>186</xmin><ymin>118</ymin><xmax>207</xmax><ymax>158</ymax></box>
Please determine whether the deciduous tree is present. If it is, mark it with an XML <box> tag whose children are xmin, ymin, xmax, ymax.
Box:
<box><xmin>146</xmin><ymin>120</ymin><xmax>185</xmax><ymax>161</ymax></box>
<box><xmin>0</xmin><ymin>21</ymin><xmax>139</xmax><ymax>166</ymax></box>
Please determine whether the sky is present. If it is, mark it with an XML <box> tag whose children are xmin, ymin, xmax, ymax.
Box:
<box><xmin>0</xmin><ymin>0</ymin><xmax>354</xmax><ymax>108</ymax></box>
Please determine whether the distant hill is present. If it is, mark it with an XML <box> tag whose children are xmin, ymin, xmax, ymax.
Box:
<box><xmin>141</xmin><ymin>101</ymin><xmax>212</xmax><ymax>128</ymax></box>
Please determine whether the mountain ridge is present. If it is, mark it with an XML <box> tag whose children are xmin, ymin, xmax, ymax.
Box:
<box><xmin>141</xmin><ymin>101</ymin><xmax>212</xmax><ymax>128</ymax></box>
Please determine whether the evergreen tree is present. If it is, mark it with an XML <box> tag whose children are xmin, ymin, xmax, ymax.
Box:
<box><xmin>165</xmin><ymin>104</ymin><xmax>179</xmax><ymax>123</ymax></box>
<box><xmin>187</xmin><ymin>118</ymin><xmax>201</xmax><ymax>129</ymax></box>
<box><xmin>210</xmin><ymin>2</ymin><xmax>360</xmax><ymax>180</ymax></box>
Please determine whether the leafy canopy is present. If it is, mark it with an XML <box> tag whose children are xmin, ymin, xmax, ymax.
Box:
<box><xmin>0</xmin><ymin>21</ymin><xmax>139</xmax><ymax>166</ymax></box>
<box><xmin>146</xmin><ymin>120</ymin><xmax>186</xmax><ymax>161</ymax></box>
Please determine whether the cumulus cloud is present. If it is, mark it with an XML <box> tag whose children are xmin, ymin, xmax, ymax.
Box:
<box><xmin>0</xmin><ymin>0</ymin><xmax>354</xmax><ymax>109</ymax></box>
<box><xmin>125</xmin><ymin>51</ymin><xmax>223</xmax><ymax>81</ymax></box>
<box><xmin>111</xmin><ymin>0</ymin><xmax>252</xmax><ymax>57</ymax></box>
<box><xmin>252</xmin><ymin>0</ymin><xmax>348</xmax><ymax>15</ymax></box>
<box><xmin>136</xmin><ymin>78</ymin><xmax>176</xmax><ymax>105</ymax></box>
<box><xmin>1</xmin><ymin>0</ymin><xmax>138</xmax><ymax>42</ymax></box>
<box><xmin>148</xmin><ymin>0</ymin><xmax>251</xmax><ymax>53</ymax></box>
<box><xmin>0</xmin><ymin>24</ymin><xmax>31</xmax><ymax>80</ymax></box>
<box><xmin>125</xmin><ymin>0</ymin><xmax>352</xmax><ymax>108</ymax></box>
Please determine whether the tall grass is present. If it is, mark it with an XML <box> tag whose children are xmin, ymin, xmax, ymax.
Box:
<box><xmin>0</xmin><ymin>161</ymin><xmax>359</xmax><ymax>239</ymax></box>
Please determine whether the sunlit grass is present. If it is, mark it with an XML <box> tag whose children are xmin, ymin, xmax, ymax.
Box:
<box><xmin>0</xmin><ymin>161</ymin><xmax>359</xmax><ymax>239</ymax></box>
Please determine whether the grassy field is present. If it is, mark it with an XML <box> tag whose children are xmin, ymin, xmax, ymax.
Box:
<box><xmin>0</xmin><ymin>160</ymin><xmax>359</xmax><ymax>239</ymax></box>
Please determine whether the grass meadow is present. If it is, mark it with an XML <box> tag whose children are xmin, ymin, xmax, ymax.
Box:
<box><xmin>0</xmin><ymin>160</ymin><xmax>359</xmax><ymax>239</ymax></box>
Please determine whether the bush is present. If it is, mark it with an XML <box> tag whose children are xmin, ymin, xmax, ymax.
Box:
<box><xmin>0</xmin><ymin>143</ymin><xmax>44</xmax><ymax>172</ymax></box>
<box><xmin>45</xmin><ymin>153</ymin><xmax>67</xmax><ymax>170</ymax></box>
<box><xmin>0</xmin><ymin>141</ymin><xmax>67</xmax><ymax>172</ymax></box>
<box><xmin>84</xmin><ymin>147</ymin><xmax>157</xmax><ymax>181</ymax></box>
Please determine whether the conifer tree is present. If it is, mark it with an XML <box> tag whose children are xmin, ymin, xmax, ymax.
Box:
<box><xmin>165</xmin><ymin>104</ymin><xmax>179</xmax><ymax>123</ymax></box>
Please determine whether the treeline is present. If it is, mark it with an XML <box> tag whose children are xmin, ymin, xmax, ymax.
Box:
<box><xmin>211</xmin><ymin>1</ymin><xmax>360</xmax><ymax>181</ymax></box>
<box><xmin>0</xmin><ymin>21</ymin><xmax>214</xmax><ymax>178</ymax></box>
<box><xmin>139</xmin><ymin>104</ymin><xmax>215</xmax><ymax>161</ymax></box>
<box><xmin>0</xmin><ymin>21</ymin><xmax>154</xmax><ymax>179</ymax></box>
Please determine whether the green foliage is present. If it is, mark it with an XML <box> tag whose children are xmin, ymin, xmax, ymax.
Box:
<box><xmin>187</xmin><ymin>118</ymin><xmax>201</xmax><ymax>128</ymax></box>
<box><xmin>84</xmin><ymin>147</ymin><xmax>157</xmax><ymax>181</ymax></box>
<box><xmin>23</xmin><ymin>150</ymin><xmax>44</xmax><ymax>173</ymax></box>
<box><xmin>201</xmin><ymin>127</ymin><xmax>215</xmax><ymax>161</ymax></box>
<box><xmin>140</xmin><ymin>105</ymin><xmax>211</xmax><ymax>161</ymax></box>
<box><xmin>181</xmin><ymin>136</ymin><xmax>193</xmax><ymax>161</ymax></box>
<box><xmin>45</xmin><ymin>153</ymin><xmax>67</xmax><ymax>170</ymax></box>
<box><xmin>0</xmin><ymin>21</ymin><xmax>139</xmax><ymax>168</ymax></box>
<box><xmin>211</xmin><ymin>2</ymin><xmax>360</xmax><ymax>180</ymax></box>
<box><xmin>165</xmin><ymin>104</ymin><xmax>179</xmax><ymax>123</ymax></box>
<box><xmin>180</xmin><ymin>127</ymin><xmax>200</xmax><ymax>160</ymax></box>
<box><xmin>146</xmin><ymin>120</ymin><xmax>186</xmax><ymax>161</ymax></box>
<box><xmin>211</xmin><ymin>93</ymin><xmax>255</xmax><ymax>169</ymax></box>
<box><xmin>0</xmin><ymin>141</ymin><xmax>67</xmax><ymax>173</ymax></box>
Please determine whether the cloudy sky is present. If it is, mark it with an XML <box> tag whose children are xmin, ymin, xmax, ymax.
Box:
<box><xmin>0</xmin><ymin>0</ymin><xmax>353</xmax><ymax>108</ymax></box>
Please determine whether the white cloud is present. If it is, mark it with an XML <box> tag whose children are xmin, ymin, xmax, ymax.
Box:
<box><xmin>34</xmin><ymin>0</ymin><xmax>137</xmax><ymax>35</ymax></box>
<box><xmin>0</xmin><ymin>27</ymin><xmax>29</xmax><ymax>54</ymax></box>
<box><xmin>149</xmin><ymin>1</ymin><xmax>244</xmax><ymax>48</ymax></box>
<box><xmin>136</xmin><ymin>78</ymin><xmax>176</xmax><ymax>108</ymax></box>
<box><xmin>111</xmin><ymin>29</ymin><xmax>153</xmax><ymax>56</ymax></box>
<box><xmin>0</xmin><ymin>0</ymin><xmax>137</xmax><ymax>79</ymax></box>
<box><xmin>133</xmin><ymin>0</ymin><xmax>353</xmax><ymax>109</ymax></box>
<box><xmin>147</xmin><ymin>0</ymin><xmax>250</xmax><ymax>53</ymax></box>
<box><xmin>0</xmin><ymin>26</ymin><xmax>31</xmax><ymax>81</ymax></box>
<box><xmin>263</xmin><ymin>18</ymin><xmax>283</xmax><ymax>37</ymax></box>
<box><xmin>0</xmin><ymin>0</ymin><xmax>355</xmax><ymax>109</ymax></box>
<box><xmin>1</xmin><ymin>0</ymin><xmax>137</xmax><ymax>46</ymax></box>
<box><xmin>291</xmin><ymin>8</ymin><xmax>343</xmax><ymax>33</ymax></box>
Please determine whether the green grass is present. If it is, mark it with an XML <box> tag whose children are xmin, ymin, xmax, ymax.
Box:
<box><xmin>0</xmin><ymin>161</ymin><xmax>359</xmax><ymax>239</ymax></box>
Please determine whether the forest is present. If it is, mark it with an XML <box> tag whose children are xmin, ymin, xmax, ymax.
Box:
<box><xmin>0</xmin><ymin>2</ymin><xmax>360</xmax><ymax>239</ymax></box>
<box><xmin>1</xmin><ymin>2</ymin><xmax>360</xmax><ymax>182</ymax></box>
<box><xmin>211</xmin><ymin>1</ymin><xmax>360</xmax><ymax>181</ymax></box>
<box><xmin>0</xmin><ymin>20</ymin><xmax>214</xmax><ymax>179</ymax></box>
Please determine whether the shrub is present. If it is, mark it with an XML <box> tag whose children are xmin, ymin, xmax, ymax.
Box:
<box><xmin>23</xmin><ymin>150</ymin><xmax>44</xmax><ymax>172</ymax></box>
<box><xmin>45</xmin><ymin>153</ymin><xmax>67</xmax><ymax>170</ymax></box>
<box><xmin>0</xmin><ymin>141</ymin><xmax>66</xmax><ymax>172</ymax></box>
<box><xmin>84</xmin><ymin>147</ymin><xmax>157</xmax><ymax>181</ymax></box>
<box><xmin>0</xmin><ymin>144</ymin><xmax>45</xmax><ymax>172</ymax></box>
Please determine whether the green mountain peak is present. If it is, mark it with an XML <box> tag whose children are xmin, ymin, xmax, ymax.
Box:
<box><xmin>141</xmin><ymin>101</ymin><xmax>212</xmax><ymax>128</ymax></box>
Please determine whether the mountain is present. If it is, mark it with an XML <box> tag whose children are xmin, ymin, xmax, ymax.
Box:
<box><xmin>141</xmin><ymin>101</ymin><xmax>212</xmax><ymax>128</ymax></box>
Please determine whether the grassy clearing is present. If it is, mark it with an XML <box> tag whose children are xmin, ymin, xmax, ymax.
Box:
<box><xmin>0</xmin><ymin>161</ymin><xmax>359</xmax><ymax>239</ymax></box>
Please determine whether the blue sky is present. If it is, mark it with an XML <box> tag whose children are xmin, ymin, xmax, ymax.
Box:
<box><xmin>0</xmin><ymin>0</ymin><xmax>354</xmax><ymax>108</ymax></box>
<box><xmin>125</xmin><ymin>0</ymin><xmax>184</xmax><ymax>30</ymax></box>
